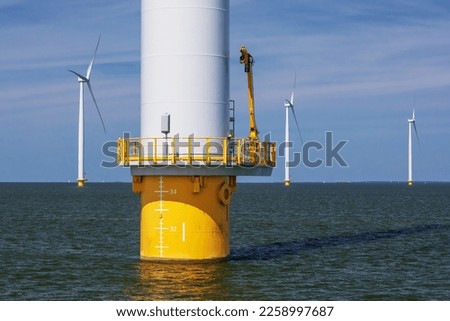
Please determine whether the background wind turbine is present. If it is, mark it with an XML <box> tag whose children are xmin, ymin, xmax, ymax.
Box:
<box><xmin>284</xmin><ymin>74</ymin><xmax>303</xmax><ymax>187</ymax></box>
<box><xmin>69</xmin><ymin>35</ymin><xmax>106</xmax><ymax>187</ymax></box>
<box><xmin>407</xmin><ymin>109</ymin><xmax>419</xmax><ymax>186</ymax></box>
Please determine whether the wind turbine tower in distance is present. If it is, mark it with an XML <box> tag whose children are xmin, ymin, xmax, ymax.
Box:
<box><xmin>407</xmin><ymin>109</ymin><xmax>419</xmax><ymax>186</ymax></box>
<box><xmin>69</xmin><ymin>35</ymin><xmax>106</xmax><ymax>187</ymax></box>
<box><xmin>284</xmin><ymin>74</ymin><xmax>303</xmax><ymax>187</ymax></box>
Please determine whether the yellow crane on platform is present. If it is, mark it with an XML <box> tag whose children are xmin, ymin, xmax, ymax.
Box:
<box><xmin>240</xmin><ymin>46</ymin><xmax>259</xmax><ymax>141</ymax></box>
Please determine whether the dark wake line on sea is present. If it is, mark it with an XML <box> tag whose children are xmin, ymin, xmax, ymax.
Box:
<box><xmin>230</xmin><ymin>224</ymin><xmax>449</xmax><ymax>261</ymax></box>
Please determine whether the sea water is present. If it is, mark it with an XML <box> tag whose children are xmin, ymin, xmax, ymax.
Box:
<box><xmin>0</xmin><ymin>182</ymin><xmax>449</xmax><ymax>300</ymax></box>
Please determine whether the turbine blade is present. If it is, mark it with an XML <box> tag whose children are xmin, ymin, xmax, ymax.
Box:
<box><xmin>290</xmin><ymin>73</ymin><xmax>297</xmax><ymax>106</ymax></box>
<box><xmin>86</xmin><ymin>80</ymin><xmax>106</xmax><ymax>134</ymax></box>
<box><xmin>412</xmin><ymin>109</ymin><xmax>415</xmax><ymax>121</ymax></box>
<box><xmin>290</xmin><ymin>107</ymin><xmax>303</xmax><ymax>146</ymax></box>
<box><xmin>86</xmin><ymin>35</ymin><xmax>101</xmax><ymax>80</ymax></box>
<box><xmin>68</xmin><ymin>70</ymin><xmax>87</xmax><ymax>82</ymax></box>
<box><xmin>413</xmin><ymin>122</ymin><xmax>420</xmax><ymax>146</ymax></box>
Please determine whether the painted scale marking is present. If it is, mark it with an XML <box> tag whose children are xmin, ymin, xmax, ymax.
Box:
<box><xmin>153</xmin><ymin>176</ymin><xmax>187</xmax><ymax>257</ymax></box>
<box><xmin>154</xmin><ymin>176</ymin><xmax>169</xmax><ymax>257</ymax></box>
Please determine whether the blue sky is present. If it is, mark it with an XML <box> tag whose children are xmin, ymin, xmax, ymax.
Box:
<box><xmin>1</xmin><ymin>0</ymin><xmax>450</xmax><ymax>183</ymax></box>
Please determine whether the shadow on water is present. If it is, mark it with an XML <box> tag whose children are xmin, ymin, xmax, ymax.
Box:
<box><xmin>123</xmin><ymin>224</ymin><xmax>448</xmax><ymax>300</ymax></box>
<box><xmin>230</xmin><ymin>224</ymin><xmax>449</xmax><ymax>261</ymax></box>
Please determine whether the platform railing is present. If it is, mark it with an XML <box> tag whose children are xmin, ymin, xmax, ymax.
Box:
<box><xmin>117</xmin><ymin>136</ymin><xmax>276</xmax><ymax>168</ymax></box>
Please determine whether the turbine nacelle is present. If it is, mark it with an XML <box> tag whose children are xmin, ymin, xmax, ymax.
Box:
<box><xmin>68</xmin><ymin>70</ymin><xmax>88</xmax><ymax>83</ymax></box>
<box><xmin>284</xmin><ymin>99</ymin><xmax>293</xmax><ymax>108</ymax></box>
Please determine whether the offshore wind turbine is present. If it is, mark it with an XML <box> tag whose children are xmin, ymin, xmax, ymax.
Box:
<box><xmin>284</xmin><ymin>74</ymin><xmax>303</xmax><ymax>187</ymax></box>
<box><xmin>407</xmin><ymin>109</ymin><xmax>419</xmax><ymax>186</ymax></box>
<box><xmin>69</xmin><ymin>35</ymin><xmax>106</xmax><ymax>187</ymax></box>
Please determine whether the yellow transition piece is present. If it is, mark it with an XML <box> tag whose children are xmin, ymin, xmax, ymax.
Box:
<box><xmin>134</xmin><ymin>175</ymin><xmax>236</xmax><ymax>261</ymax></box>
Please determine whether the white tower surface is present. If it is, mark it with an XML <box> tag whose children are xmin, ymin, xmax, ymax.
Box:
<box><xmin>141</xmin><ymin>0</ymin><xmax>229</xmax><ymax>139</ymax></box>
<box><xmin>407</xmin><ymin>109</ymin><xmax>419</xmax><ymax>186</ymax></box>
<box><xmin>408</xmin><ymin>116</ymin><xmax>413</xmax><ymax>184</ymax></box>
<box><xmin>283</xmin><ymin>74</ymin><xmax>302</xmax><ymax>187</ymax></box>
<box><xmin>284</xmin><ymin>105</ymin><xmax>290</xmax><ymax>185</ymax></box>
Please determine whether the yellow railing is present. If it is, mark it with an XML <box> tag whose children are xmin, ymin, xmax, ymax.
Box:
<box><xmin>117</xmin><ymin>136</ymin><xmax>276</xmax><ymax>167</ymax></box>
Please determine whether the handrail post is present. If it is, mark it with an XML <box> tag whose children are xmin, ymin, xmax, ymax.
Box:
<box><xmin>116</xmin><ymin>138</ymin><xmax>122</xmax><ymax>165</ymax></box>
<box><xmin>206</xmin><ymin>138</ymin><xmax>211</xmax><ymax>164</ymax></box>
<box><xmin>223</xmin><ymin>138</ymin><xmax>228</xmax><ymax>164</ymax></box>
<box><xmin>124</xmin><ymin>138</ymin><xmax>129</xmax><ymax>166</ymax></box>
<box><xmin>171</xmin><ymin>137</ymin><xmax>176</xmax><ymax>164</ymax></box>
<box><xmin>153</xmin><ymin>138</ymin><xmax>157</xmax><ymax>164</ymax></box>
<box><xmin>187</xmin><ymin>136</ymin><xmax>192</xmax><ymax>164</ymax></box>
<box><xmin>237</xmin><ymin>139</ymin><xmax>241</xmax><ymax>165</ymax></box>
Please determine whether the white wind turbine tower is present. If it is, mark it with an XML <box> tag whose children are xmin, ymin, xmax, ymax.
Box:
<box><xmin>69</xmin><ymin>35</ymin><xmax>106</xmax><ymax>187</ymax></box>
<box><xmin>284</xmin><ymin>74</ymin><xmax>303</xmax><ymax>186</ymax></box>
<box><xmin>407</xmin><ymin>109</ymin><xmax>419</xmax><ymax>186</ymax></box>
